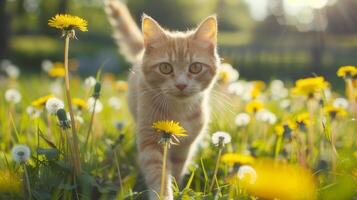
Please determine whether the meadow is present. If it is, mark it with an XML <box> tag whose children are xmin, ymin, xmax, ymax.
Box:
<box><xmin>1</xmin><ymin>13</ymin><xmax>357</xmax><ymax>200</ymax></box>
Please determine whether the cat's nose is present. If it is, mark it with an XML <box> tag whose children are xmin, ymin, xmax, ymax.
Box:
<box><xmin>175</xmin><ymin>83</ymin><xmax>187</xmax><ymax>91</ymax></box>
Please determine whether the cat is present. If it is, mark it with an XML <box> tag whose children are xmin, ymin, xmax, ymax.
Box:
<box><xmin>105</xmin><ymin>1</ymin><xmax>220</xmax><ymax>199</ymax></box>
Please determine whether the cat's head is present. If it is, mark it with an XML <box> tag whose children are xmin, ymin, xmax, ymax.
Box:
<box><xmin>140</xmin><ymin>15</ymin><xmax>219</xmax><ymax>100</ymax></box>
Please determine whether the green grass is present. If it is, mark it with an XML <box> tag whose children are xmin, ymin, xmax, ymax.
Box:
<box><xmin>0</xmin><ymin>69</ymin><xmax>356</xmax><ymax>199</ymax></box>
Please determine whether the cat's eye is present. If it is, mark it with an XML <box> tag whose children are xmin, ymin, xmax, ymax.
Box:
<box><xmin>158</xmin><ymin>62</ymin><xmax>173</xmax><ymax>74</ymax></box>
<box><xmin>189</xmin><ymin>62</ymin><xmax>203</xmax><ymax>74</ymax></box>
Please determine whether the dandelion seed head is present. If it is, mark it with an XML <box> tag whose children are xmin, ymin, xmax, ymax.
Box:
<box><xmin>50</xmin><ymin>81</ymin><xmax>63</xmax><ymax>96</ymax></box>
<box><xmin>11</xmin><ymin>145</ymin><xmax>31</xmax><ymax>164</ymax></box>
<box><xmin>235</xmin><ymin>113</ymin><xmax>251</xmax><ymax>127</ymax></box>
<box><xmin>218</xmin><ymin>63</ymin><xmax>239</xmax><ymax>84</ymax></box>
<box><xmin>227</xmin><ymin>81</ymin><xmax>246</xmax><ymax>95</ymax></box>
<box><xmin>108</xmin><ymin>96</ymin><xmax>122</xmax><ymax>110</ymax></box>
<box><xmin>87</xmin><ymin>97</ymin><xmax>103</xmax><ymax>113</ymax></box>
<box><xmin>256</xmin><ymin>109</ymin><xmax>277</xmax><ymax>124</ymax></box>
<box><xmin>26</xmin><ymin>106</ymin><xmax>42</xmax><ymax>118</ymax></box>
<box><xmin>67</xmin><ymin>112</ymin><xmax>84</xmax><ymax>124</ymax></box>
<box><xmin>280</xmin><ymin>99</ymin><xmax>291</xmax><ymax>109</ymax></box>
<box><xmin>5</xmin><ymin>89</ymin><xmax>22</xmax><ymax>104</ymax></box>
<box><xmin>1</xmin><ymin>60</ymin><xmax>20</xmax><ymax>79</ymax></box>
<box><xmin>41</xmin><ymin>60</ymin><xmax>53</xmax><ymax>72</ymax></box>
<box><xmin>333</xmin><ymin>98</ymin><xmax>349</xmax><ymax>109</ymax></box>
<box><xmin>45</xmin><ymin>97</ymin><xmax>65</xmax><ymax>114</ymax></box>
<box><xmin>84</xmin><ymin>76</ymin><xmax>96</xmax><ymax>88</ymax></box>
<box><xmin>237</xmin><ymin>165</ymin><xmax>257</xmax><ymax>185</ymax></box>
<box><xmin>211</xmin><ymin>131</ymin><xmax>231</xmax><ymax>146</ymax></box>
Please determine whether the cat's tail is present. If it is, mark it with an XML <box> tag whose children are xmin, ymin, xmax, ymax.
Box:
<box><xmin>104</xmin><ymin>0</ymin><xmax>144</xmax><ymax>64</ymax></box>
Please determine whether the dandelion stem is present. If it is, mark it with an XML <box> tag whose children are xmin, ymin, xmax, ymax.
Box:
<box><xmin>307</xmin><ymin>99</ymin><xmax>315</xmax><ymax>164</ymax></box>
<box><xmin>160</xmin><ymin>141</ymin><xmax>169</xmax><ymax>199</ymax></box>
<box><xmin>114</xmin><ymin>150</ymin><xmax>123</xmax><ymax>193</ymax></box>
<box><xmin>346</xmin><ymin>78</ymin><xmax>356</xmax><ymax>116</ymax></box>
<box><xmin>85</xmin><ymin>98</ymin><xmax>97</xmax><ymax>146</ymax></box>
<box><xmin>63</xmin><ymin>35</ymin><xmax>81</xmax><ymax>176</ymax></box>
<box><xmin>209</xmin><ymin>147</ymin><xmax>223</xmax><ymax>192</ymax></box>
<box><xmin>274</xmin><ymin>135</ymin><xmax>283</xmax><ymax>159</ymax></box>
<box><xmin>23</xmin><ymin>164</ymin><xmax>32</xmax><ymax>200</ymax></box>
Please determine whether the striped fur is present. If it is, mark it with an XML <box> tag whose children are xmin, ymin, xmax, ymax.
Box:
<box><xmin>105</xmin><ymin>2</ymin><xmax>219</xmax><ymax>199</ymax></box>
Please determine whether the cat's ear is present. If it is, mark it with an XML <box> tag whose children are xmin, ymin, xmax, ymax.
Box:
<box><xmin>142</xmin><ymin>14</ymin><xmax>166</xmax><ymax>47</ymax></box>
<box><xmin>194</xmin><ymin>15</ymin><xmax>217</xmax><ymax>47</ymax></box>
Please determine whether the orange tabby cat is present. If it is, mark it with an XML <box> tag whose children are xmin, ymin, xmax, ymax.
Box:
<box><xmin>105</xmin><ymin>1</ymin><xmax>219</xmax><ymax>199</ymax></box>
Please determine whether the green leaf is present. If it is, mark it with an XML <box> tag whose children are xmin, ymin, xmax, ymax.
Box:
<box><xmin>53</xmin><ymin>160</ymin><xmax>71</xmax><ymax>172</ymax></box>
<box><xmin>184</xmin><ymin>168</ymin><xmax>195</xmax><ymax>190</ymax></box>
<box><xmin>37</xmin><ymin>148</ymin><xmax>59</xmax><ymax>160</ymax></box>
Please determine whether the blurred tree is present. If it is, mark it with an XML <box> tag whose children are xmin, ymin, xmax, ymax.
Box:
<box><xmin>326</xmin><ymin>0</ymin><xmax>357</xmax><ymax>34</ymax></box>
<box><xmin>58</xmin><ymin>0</ymin><xmax>69</xmax><ymax>13</ymax></box>
<box><xmin>39</xmin><ymin>0</ymin><xmax>65</xmax><ymax>34</ymax></box>
<box><xmin>216</xmin><ymin>0</ymin><xmax>254</xmax><ymax>31</ymax></box>
<box><xmin>0</xmin><ymin>0</ymin><xmax>10</xmax><ymax>60</ymax></box>
<box><xmin>127</xmin><ymin>0</ymin><xmax>217</xmax><ymax>30</ymax></box>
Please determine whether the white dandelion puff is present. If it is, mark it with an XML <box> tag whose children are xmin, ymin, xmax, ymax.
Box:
<box><xmin>41</xmin><ymin>60</ymin><xmax>53</xmax><ymax>72</ymax></box>
<box><xmin>5</xmin><ymin>88</ymin><xmax>22</xmax><ymax>104</ymax></box>
<box><xmin>108</xmin><ymin>96</ymin><xmax>122</xmax><ymax>110</ymax></box>
<box><xmin>87</xmin><ymin>97</ymin><xmax>103</xmax><ymax>113</ymax></box>
<box><xmin>84</xmin><ymin>76</ymin><xmax>97</xmax><ymax>88</ymax></box>
<box><xmin>237</xmin><ymin>165</ymin><xmax>257</xmax><ymax>184</ymax></box>
<box><xmin>66</xmin><ymin>112</ymin><xmax>84</xmax><ymax>124</ymax></box>
<box><xmin>12</xmin><ymin>145</ymin><xmax>31</xmax><ymax>164</ymax></box>
<box><xmin>227</xmin><ymin>81</ymin><xmax>246</xmax><ymax>95</ymax></box>
<box><xmin>50</xmin><ymin>81</ymin><xmax>63</xmax><ymax>96</ymax></box>
<box><xmin>280</xmin><ymin>99</ymin><xmax>291</xmax><ymax>109</ymax></box>
<box><xmin>1</xmin><ymin>60</ymin><xmax>20</xmax><ymax>79</ymax></box>
<box><xmin>26</xmin><ymin>106</ymin><xmax>42</xmax><ymax>118</ymax></box>
<box><xmin>333</xmin><ymin>98</ymin><xmax>349</xmax><ymax>109</ymax></box>
<box><xmin>211</xmin><ymin>131</ymin><xmax>231</xmax><ymax>146</ymax></box>
<box><xmin>270</xmin><ymin>80</ymin><xmax>288</xmax><ymax>100</ymax></box>
<box><xmin>45</xmin><ymin>97</ymin><xmax>64</xmax><ymax>114</ymax></box>
<box><xmin>235</xmin><ymin>113</ymin><xmax>251</xmax><ymax>127</ymax></box>
<box><xmin>219</xmin><ymin>63</ymin><xmax>239</xmax><ymax>83</ymax></box>
<box><xmin>256</xmin><ymin>109</ymin><xmax>277</xmax><ymax>124</ymax></box>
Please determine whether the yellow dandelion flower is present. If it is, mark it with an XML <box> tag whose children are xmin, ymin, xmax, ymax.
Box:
<box><xmin>221</xmin><ymin>153</ymin><xmax>255</xmax><ymax>166</ymax></box>
<box><xmin>275</xmin><ymin>124</ymin><xmax>285</xmax><ymax>136</ymax></box>
<box><xmin>114</xmin><ymin>80</ymin><xmax>129</xmax><ymax>92</ymax></box>
<box><xmin>234</xmin><ymin>159</ymin><xmax>317</xmax><ymax>200</ymax></box>
<box><xmin>245</xmin><ymin>100</ymin><xmax>264</xmax><ymax>113</ymax></box>
<box><xmin>337</xmin><ymin>65</ymin><xmax>357</xmax><ymax>78</ymax></box>
<box><xmin>72</xmin><ymin>98</ymin><xmax>88</xmax><ymax>110</ymax></box>
<box><xmin>31</xmin><ymin>94</ymin><xmax>54</xmax><ymax>108</ymax></box>
<box><xmin>48</xmin><ymin>66</ymin><xmax>65</xmax><ymax>77</ymax></box>
<box><xmin>296</xmin><ymin>112</ymin><xmax>310</xmax><ymax>123</ymax></box>
<box><xmin>48</xmin><ymin>14</ymin><xmax>88</xmax><ymax>32</ymax></box>
<box><xmin>218</xmin><ymin>71</ymin><xmax>230</xmax><ymax>84</ymax></box>
<box><xmin>218</xmin><ymin>63</ymin><xmax>239</xmax><ymax>84</ymax></box>
<box><xmin>323</xmin><ymin>105</ymin><xmax>347</xmax><ymax>119</ymax></box>
<box><xmin>152</xmin><ymin>120</ymin><xmax>187</xmax><ymax>137</ymax></box>
<box><xmin>252</xmin><ymin>80</ymin><xmax>266</xmax><ymax>90</ymax></box>
<box><xmin>0</xmin><ymin>169</ymin><xmax>22</xmax><ymax>194</ymax></box>
<box><xmin>250</xmin><ymin>87</ymin><xmax>261</xmax><ymax>99</ymax></box>
<box><xmin>287</xmin><ymin>120</ymin><xmax>298</xmax><ymax>131</ymax></box>
<box><xmin>292</xmin><ymin>76</ymin><xmax>328</xmax><ymax>98</ymax></box>
<box><xmin>288</xmin><ymin>112</ymin><xmax>312</xmax><ymax>131</ymax></box>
